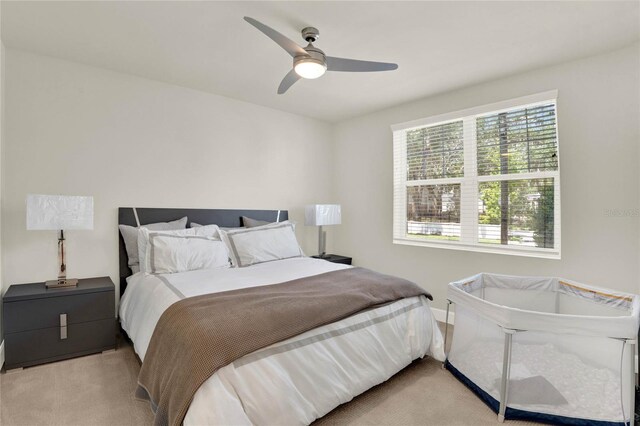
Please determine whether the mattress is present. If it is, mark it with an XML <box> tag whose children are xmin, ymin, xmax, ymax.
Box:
<box><xmin>120</xmin><ymin>257</ymin><xmax>445</xmax><ymax>425</ymax></box>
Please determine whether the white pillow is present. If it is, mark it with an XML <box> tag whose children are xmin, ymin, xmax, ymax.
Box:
<box><xmin>138</xmin><ymin>225</ymin><xmax>221</xmax><ymax>273</ymax></box>
<box><xmin>149</xmin><ymin>235</ymin><xmax>229</xmax><ymax>274</ymax></box>
<box><xmin>119</xmin><ymin>216</ymin><xmax>188</xmax><ymax>273</ymax></box>
<box><xmin>219</xmin><ymin>221</ymin><xmax>303</xmax><ymax>267</ymax></box>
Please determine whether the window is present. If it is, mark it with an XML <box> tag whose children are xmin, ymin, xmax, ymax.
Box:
<box><xmin>392</xmin><ymin>91</ymin><xmax>560</xmax><ymax>258</ymax></box>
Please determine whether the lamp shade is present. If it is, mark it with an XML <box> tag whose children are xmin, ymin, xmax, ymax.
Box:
<box><xmin>26</xmin><ymin>194</ymin><xmax>94</xmax><ymax>230</ymax></box>
<box><xmin>305</xmin><ymin>204</ymin><xmax>341</xmax><ymax>226</ymax></box>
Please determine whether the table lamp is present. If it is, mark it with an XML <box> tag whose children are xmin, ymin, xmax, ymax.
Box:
<box><xmin>26</xmin><ymin>194</ymin><xmax>94</xmax><ymax>288</ymax></box>
<box><xmin>305</xmin><ymin>204</ymin><xmax>341</xmax><ymax>258</ymax></box>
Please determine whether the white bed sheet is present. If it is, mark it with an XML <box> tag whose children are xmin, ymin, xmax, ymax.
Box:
<box><xmin>120</xmin><ymin>257</ymin><xmax>445</xmax><ymax>425</ymax></box>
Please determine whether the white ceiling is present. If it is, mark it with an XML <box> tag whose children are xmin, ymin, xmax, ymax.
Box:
<box><xmin>2</xmin><ymin>1</ymin><xmax>639</xmax><ymax>122</ymax></box>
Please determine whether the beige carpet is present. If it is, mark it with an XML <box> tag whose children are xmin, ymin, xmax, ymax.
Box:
<box><xmin>1</xmin><ymin>328</ymin><xmax>537</xmax><ymax>426</ymax></box>
<box><xmin>0</xmin><ymin>339</ymin><xmax>153</xmax><ymax>426</ymax></box>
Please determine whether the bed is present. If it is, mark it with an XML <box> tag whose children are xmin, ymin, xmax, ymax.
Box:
<box><xmin>118</xmin><ymin>207</ymin><xmax>445</xmax><ymax>425</ymax></box>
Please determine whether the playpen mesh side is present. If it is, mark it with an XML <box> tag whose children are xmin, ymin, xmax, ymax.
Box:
<box><xmin>447</xmin><ymin>304</ymin><xmax>631</xmax><ymax>425</ymax></box>
<box><xmin>448</xmin><ymin>304</ymin><xmax>505</xmax><ymax>403</ymax></box>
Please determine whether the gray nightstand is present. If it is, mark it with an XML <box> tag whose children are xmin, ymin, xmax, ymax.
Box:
<box><xmin>2</xmin><ymin>276</ymin><xmax>116</xmax><ymax>370</ymax></box>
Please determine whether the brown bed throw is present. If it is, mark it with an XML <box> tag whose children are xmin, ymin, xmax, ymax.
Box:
<box><xmin>136</xmin><ymin>267</ymin><xmax>432</xmax><ymax>426</ymax></box>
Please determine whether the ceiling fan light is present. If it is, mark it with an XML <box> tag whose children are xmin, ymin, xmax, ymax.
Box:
<box><xmin>294</xmin><ymin>60</ymin><xmax>327</xmax><ymax>79</ymax></box>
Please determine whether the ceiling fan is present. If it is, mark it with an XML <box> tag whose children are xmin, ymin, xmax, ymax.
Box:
<box><xmin>244</xmin><ymin>17</ymin><xmax>398</xmax><ymax>94</ymax></box>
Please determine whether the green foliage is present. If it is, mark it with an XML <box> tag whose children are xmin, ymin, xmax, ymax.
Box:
<box><xmin>533</xmin><ymin>184</ymin><xmax>554</xmax><ymax>248</ymax></box>
<box><xmin>405</xmin><ymin>103</ymin><xmax>557</xmax><ymax>249</ymax></box>
<box><xmin>476</xmin><ymin>105</ymin><xmax>557</xmax><ymax>247</ymax></box>
<box><xmin>479</xmin><ymin>182</ymin><xmax>501</xmax><ymax>225</ymax></box>
<box><xmin>406</xmin><ymin>121</ymin><xmax>463</xmax><ymax>224</ymax></box>
<box><xmin>406</xmin><ymin>121</ymin><xmax>464</xmax><ymax>181</ymax></box>
<box><xmin>478</xmin><ymin>181</ymin><xmax>531</xmax><ymax>227</ymax></box>
<box><xmin>476</xmin><ymin>105</ymin><xmax>558</xmax><ymax>177</ymax></box>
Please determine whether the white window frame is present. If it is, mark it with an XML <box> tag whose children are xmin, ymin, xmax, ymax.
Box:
<box><xmin>392</xmin><ymin>90</ymin><xmax>561</xmax><ymax>259</ymax></box>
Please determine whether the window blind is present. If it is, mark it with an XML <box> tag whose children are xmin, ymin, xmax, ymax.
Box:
<box><xmin>476</xmin><ymin>104</ymin><xmax>558</xmax><ymax>176</ymax></box>
<box><xmin>406</xmin><ymin>121</ymin><xmax>464</xmax><ymax>180</ymax></box>
<box><xmin>392</xmin><ymin>90</ymin><xmax>560</xmax><ymax>258</ymax></box>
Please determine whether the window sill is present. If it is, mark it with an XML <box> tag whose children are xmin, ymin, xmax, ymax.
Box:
<box><xmin>393</xmin><ymin>237</ymin><xmax>561</xmax><ymax>260</ymax></box>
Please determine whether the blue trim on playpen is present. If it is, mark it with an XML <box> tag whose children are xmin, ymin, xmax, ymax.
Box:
<box><xmin>444</xmin><ymin>359</ymin><xmax>626</xmax><ymax>426</ymax></box>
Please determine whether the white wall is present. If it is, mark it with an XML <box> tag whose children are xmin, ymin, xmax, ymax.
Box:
<box><xmin>2</xmin><ymin>43</ymin><xmax>639</xmax><ymax>317</ymax></box>
<box><xmin>0</xmin><ymin>41</ymin><xmax>5</xmax><ymax>362</ymax></box>
<box><xmin>333</xmin><ymin>43</ymin><xmax>640</xmax><ymax>309</ymax></box>
<box><xmin>1</xmin><ymin>49</ymin><xmax>335</xmax><ymax>298</ymax></box>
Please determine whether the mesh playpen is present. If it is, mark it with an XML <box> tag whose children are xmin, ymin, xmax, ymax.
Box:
<box><xmin>445</xmin><ymin>273</ymin><xmax>639</xmax><ymax>425</ymax></box>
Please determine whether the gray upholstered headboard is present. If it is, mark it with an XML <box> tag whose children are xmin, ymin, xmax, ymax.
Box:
<box><xmin>118</xmin><ymin>207</ymin><xmax>288</xmax><ymax>296</ymax></box>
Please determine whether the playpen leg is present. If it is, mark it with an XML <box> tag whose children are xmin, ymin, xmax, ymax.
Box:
<box><xmin>498</xmin><ymin>331</ymin><xmax>514</xmax><ymax>423</ymax></box>
<box><xmin>631</xmin><ymin>340</ymin><xmax>640</xmax><ymax>389</ymax></box>
<box><xmin>630</xmin><ymin>340</ymin><xmax>636</xmax><ymax>425</ymax></box>
<box><xmin>442</xmin><ymin>300</ymin><xmax>452</xmax><ymax>369</ymax></box>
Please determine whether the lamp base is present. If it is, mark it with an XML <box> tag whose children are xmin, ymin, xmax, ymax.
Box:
<box><xmin>46</xmin><ymin>279</ymin><xmax>78</xmax><ymax>289</ymax></box>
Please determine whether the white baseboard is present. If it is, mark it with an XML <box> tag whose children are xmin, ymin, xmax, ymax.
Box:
<box><xmin>0</xmin><ymin>340</ymin><xmax>4</xmax><ymax>370</ymax></box>
<box><xmin>432</xmin><ymin>307</ymin><xmax>455</xmax><ymax>325</ymax></box>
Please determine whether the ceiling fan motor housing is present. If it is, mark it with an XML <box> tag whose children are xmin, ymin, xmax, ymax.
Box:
<box><xmin>301</xmin><ymin>27</ymin><xmax>320</xmax><ymax>43</ymax></box>
<box><xmin>295</xmin><ymin>45</ymin><xmax>326</xmax><ymax>67</ymax></box>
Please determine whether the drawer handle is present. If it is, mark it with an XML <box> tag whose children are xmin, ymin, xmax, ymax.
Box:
<box><xmin>60</xmin><ymin>314</ymin><xmax>67</xmax><ymax>340</ymax></box>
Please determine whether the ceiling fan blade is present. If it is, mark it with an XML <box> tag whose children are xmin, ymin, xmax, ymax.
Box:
<box><xmin>278</xmin><ymin>69</ymin><xmax>301</xmax><ymax>94</ymax></box>
<box><xmin>244</xmin><ymin>17</ymin><xmax>307</xmax><ymax>58</ymax></box>
<box><xmin>326</xmin><ymin>56</ymin><xmax>398</xmax><ymax>72</ymax></box>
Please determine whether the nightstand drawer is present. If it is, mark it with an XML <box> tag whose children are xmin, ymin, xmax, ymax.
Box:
<box><xmin>3</xmin><ymin>290</ymin><xmax>114</xmax><ymax>334</ymax></box>
<box><xmin>4</xmin><ymin>318</ymin><xmax>115</xmax><ymax>369</ymax></box>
